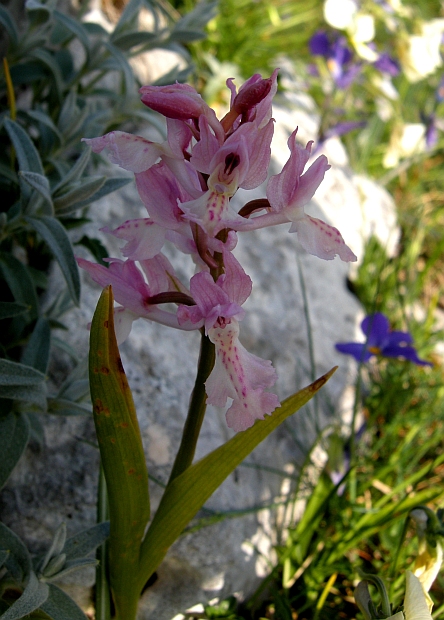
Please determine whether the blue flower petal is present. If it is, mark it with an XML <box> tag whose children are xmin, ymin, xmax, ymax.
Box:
<box><xmin>361</xmin><ymin>313</ymin><xmax>390</xmax><ymax>346</ymax></box>
<box><xmin>335</xmin><ymin>342</ymin><xmax>372</xmax><ymax>363</ymax></box>
<box><xmin>383</xmin><ymin>345</ymin><xmax>432</xmax><ymax>366</ymax></box>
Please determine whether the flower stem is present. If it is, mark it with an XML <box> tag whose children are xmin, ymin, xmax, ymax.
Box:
<box><xmin>348</xmin><ymin>364</ymin><xmax>363</xmax><ymax>503</ymax></box>
<box><xmin>168</xmin><ymin>331</ymin><xmax>215</xmax><ymax>484</ymax></box>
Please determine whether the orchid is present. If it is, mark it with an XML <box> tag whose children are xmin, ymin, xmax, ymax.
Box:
<box><xmin>80</xmin><ymin>70</ymin><xmax>356</xmax><ymax>430</ymax></box>
<box><xmin>335</xmin><ymin>313</ymin><xmax>431</xmax><ymax>366</ymax></box>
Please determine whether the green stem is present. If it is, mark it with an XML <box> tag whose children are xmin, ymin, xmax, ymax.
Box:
<box><xmin>348</xmin><ymin>364</ymin><xmax>363</xmax><ymax>504</ymax></box>
<box><xmin>168</xmin><ymin>331</ymin><xmax>215</xmax><ymax>484</ymax></box>
<box><xmin>96</xmin><ymin>463</ymin><xmax>111</xmax><ymax>620</ymax></box>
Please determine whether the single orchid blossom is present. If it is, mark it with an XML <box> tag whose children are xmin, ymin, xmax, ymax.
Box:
<box><xmin>181</xmin><ymin>117</ymin><xmax>274</xmax><ymax>236</ymax></box>
<box><xmin>177</xmin><ymin>251</ymin><xmax>280</xmax><ymax>431</ymax></box>
<box><xmin>77</xmin><ymin>254</ymin><xmax>190</xmax><ymax>337</ymax></box>
<box><xmin>335</xmin><ymin>313</ymin><xmax>432</xmax><ymax>366</ymax></box>
<box><xmin>266</xmin><ymin>129</ymin><xmax>356</xmax><ymax>261</ymax></box>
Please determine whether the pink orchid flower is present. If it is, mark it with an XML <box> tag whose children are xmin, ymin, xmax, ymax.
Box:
<box><xmin>177</xmin><ymin>251</ymin><xmax>280</xmax><ymax>431</ymax></box>
<box><xmin>266</xmin><ymin>129</ymin><xmax>357</xmax><ymax>261</ymax></box>
<box><xmin>180</xmin><ymin>116</ymin><xmax>274</xmax><ymax>236</ymax></box>
<box><xmin>77</xmin><ymin>254</ymin><xmax>190</xmax><ymax>339</ymax></box>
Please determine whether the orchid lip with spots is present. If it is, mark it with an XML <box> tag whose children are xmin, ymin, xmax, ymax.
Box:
<box><xmin>79</xmin><ymin>70</ymin><xmax>356</xmax><ymax>430</ymax></box>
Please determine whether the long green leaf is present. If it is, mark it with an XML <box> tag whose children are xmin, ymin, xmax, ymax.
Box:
<box><xmin>89</xmin><ymin>286</ymin><xmax>150</xmax><ymax>620</ymax></box>
<box><xmin>0</xmin><ymin>411</ymin><xmax>30</xmax><ymax>490</ymax></box>
<box><xmin>138</xmin><ymin>367</ymin><xmax>336</xmax><ymax>589</ymax></box>
<box><xmin>25</xmin><ymin>216</ymin><xmax>80</xmax><ymax>305</ymax></box>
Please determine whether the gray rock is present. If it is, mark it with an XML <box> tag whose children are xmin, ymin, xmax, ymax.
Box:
<box><xmin>0</xmin><ymin>89</ymin><xmax>398</xmax><ymax>619</ymax></box>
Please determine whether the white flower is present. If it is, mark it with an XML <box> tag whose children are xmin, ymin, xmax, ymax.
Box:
<box><xmin>349</xmin><ymin>14</ymin><xmax>378</xmax><ymax>61</ymax></box>
<box><xmin>388</xmin><ymin>572</ymin><xmax>433</xmax><ymax>620</ymax></box>
<box><xmin>383</xmin><ymin>123</ymin><xmax>426</xmax><ymax>168</ymax></box>
<box><xmin>323</xmin><ymin>0</ymin><xmax>358</xmax><ymax>30</ymax></box>
<box><xmin>399</xmin><ymin>19</ymin><xmax>444</xmax><ymax>82</ymax></box>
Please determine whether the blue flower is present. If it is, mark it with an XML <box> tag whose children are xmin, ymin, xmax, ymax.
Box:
<box><xmin>309</xmin><ymin>31</ymin><xmax>361</xmax><ymax>89</ymax></box>
<box><xmin>335</xmin><ymin>312</ymin><xmax>432</xmax><ymax>366</ymax></box>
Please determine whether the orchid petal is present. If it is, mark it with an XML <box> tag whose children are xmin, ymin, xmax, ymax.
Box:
<box><xmin>206</xmin><ymin>320</ymin><xmax>279</xmax><ymax>431</ymax></box>
<box><xmin>190</xmin><ymin>116</ymin><xmax>223</xmax><ymax>174</ymax></box>
<box><xmin>135</xmin><ymin>163</ymin><xmax>187</xmax><ymax>229</ymax></box>
<box><xmin>113</xmin><ymin>307</ymin><xmax>138</xmax><ymax>344</ymax></box>
<box><xmin>102</xmin><ymin>219</ymin><xmax>166</xmax><ymax>260</ymax></box>
<box><xmin>82</xmin><ymin>131</ymin><xmax>163</xmax><ymax>173</ymax></box>
<box><xmin>292</xmin><ymin>214</ymin><xmax>357</xmax><ymax>261</ymax></box>
<box><xmin>217</xmin><ymin>249</ymin><xmax>252</xmax><ymax>307</ymax></box>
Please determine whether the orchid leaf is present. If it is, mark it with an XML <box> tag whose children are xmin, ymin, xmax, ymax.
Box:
<box><xmin>89</xmin><ymin>286</ymin><xmax>150</xmax><ymax>620</ymax></box>
<box><xmin>138</xmin><ymin>366</ymin><xmax>336</xmax><ymax>589</ymax></box>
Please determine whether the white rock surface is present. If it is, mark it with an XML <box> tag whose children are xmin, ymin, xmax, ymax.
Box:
<box><xmin>0</xmin><ymin>89</ymin><xmax>399</xmax><ymax>619</ymax></box>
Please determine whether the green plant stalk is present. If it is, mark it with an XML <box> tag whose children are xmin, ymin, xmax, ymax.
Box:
<box><xmin>168</xmin><ymin>330</ymin><xmax>215</xmax><ymax>484</ymax></box>
<box><xmin>89</xmin><ymin>286</ymin><xmax>150</xmax><ymax>620</ymax></box>
<box><xmin>348</xmin><ymin>363</ymin><xmax>363</xmax><ymax>503</ymax></box>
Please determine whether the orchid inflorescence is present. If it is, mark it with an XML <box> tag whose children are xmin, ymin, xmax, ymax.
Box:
<box><xmin>78</xmin><ymin>70</ymin><xmax>356</xmax><ymax>432</ymax></box>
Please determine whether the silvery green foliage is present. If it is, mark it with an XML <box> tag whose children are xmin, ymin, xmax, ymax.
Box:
<box><xmin>0</xmin><ymin>521</ymin><xmax>110</xmax><ymax>619</ymax></box>
<box><xmin>0</xmin><ymin>0</ymin><xmax>215</xmax><ymax>488</ymax></box>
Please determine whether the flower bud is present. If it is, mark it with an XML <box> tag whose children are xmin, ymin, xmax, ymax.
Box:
<box><xmin>232</xmin><ymin>76</ymin><xmax>273</xmax><ymax>115</ymax></box>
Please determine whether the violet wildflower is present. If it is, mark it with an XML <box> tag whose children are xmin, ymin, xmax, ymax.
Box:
<box><xmin>80</xmin><ymin>70</ymin><xmax>357</xmax><ymax>431</ymax></box>
<box><xmin>374</xmin><ymin>53</ymin><xmax>400</xmax><ymax>77</ymax></box>
<box><xmin>335</xmin><ymin>312</ymin><xmax>432</xmax><ymax>366</ymax></box>
<box><xmin>309</xmin><ymin>31</ymin><xmax>361</xmax><ymax>88</ymax></box>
